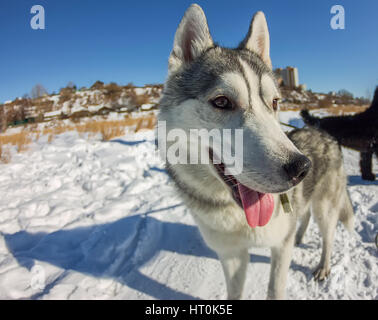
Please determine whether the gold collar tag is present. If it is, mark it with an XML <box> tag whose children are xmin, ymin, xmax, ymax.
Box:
<box><xmin>280</xmin><ymin>193</ymin><xmax>293</xmax><ymax>214</ymax></box>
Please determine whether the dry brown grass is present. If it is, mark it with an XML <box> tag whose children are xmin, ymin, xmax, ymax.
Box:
<box><xmin>135</xmin><ymin>93</ymin><xmax>151</xmax><ymax>106</ymax></box>
<box><xmin>0</xmin><ymin>131</ymin><xmax>31</xmax><ymax>152</ymax></box>
<box><xmin>281</xmin><ymin>104</ymin><xmax>369</xmax><ymax>115</ymax></box>
<box><xmin>42</xmin><ymin>115</ymin><xmax>156</xmax><ymax>142</ymax></box>
<box><xmin>0</xmin><ymin>115</ymin><xmax>157</xmax><ymax>163</ymax></box>
<box><xmin>0</xmin><ymin>145</ymin><xmax>10</xmax><ymax>163</ymax></box>
<box><xmin>125</xmin><ymin>88</ymin><xmax>151</xmax><ymax>107</ymax></box>
<box><xmin>0</xmin><ymin>130</ymin><xmax>32</xmax><ymax>162</ymax></box>
<box><xmin>318</xmin><ymin>96</ymin><xmax>333</xmax><ymax>109</ymax></box>
<box><xmin>75</xmin><ymin>116</ymin><xmax>156</xmax><ymax>140</ymax></box>
<box><xmin>321</xmin><ymin>104</ymin><xmax>369</xmax><ymax>115</ymax></box>
<box><xmin>280</xmin><ymin>104</ymin><xmax>305</xmax><ymax>111</ymax></box>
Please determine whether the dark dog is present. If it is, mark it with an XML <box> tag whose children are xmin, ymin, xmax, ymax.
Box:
<box><xmin>301</xmin><ymin>87</ymin><xmax>378</xmax><ymax>181</ymax></box>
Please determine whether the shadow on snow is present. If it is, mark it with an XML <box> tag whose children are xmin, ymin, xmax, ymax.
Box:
<box><xmin>4</xmin><ymin>205</ymin><xmax>313</xmax><ymax>299</ymax></box>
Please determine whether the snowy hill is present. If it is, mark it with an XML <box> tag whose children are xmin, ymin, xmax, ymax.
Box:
<box><xmin>0</xmin><ymin>82</ymin><xmax>369</xmax><ymax>133</ymax></box>
<box><xmin>0</xmin><ymin>83</ymin><xmax>162</xmax><ymax>131</ymax></box>
<box><xmin>0</xmin><ymin>110</ymin><xmax>376</xmax><ymax>300</ymax></box>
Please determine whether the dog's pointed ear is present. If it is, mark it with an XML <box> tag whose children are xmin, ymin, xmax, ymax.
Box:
<box><xmin>239</xmin><ymin>11</ymin><xmax>272</xmax><ymax>69</ymax></box>
<box><xmin>168</xmin><ymin>4</ymin><xmax>213</xmax><ymax>74</ymax></box>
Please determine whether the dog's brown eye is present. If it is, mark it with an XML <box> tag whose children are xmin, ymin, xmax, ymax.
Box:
<box><xmin>211</xmin><ymin>96</ymin><xmax>233</xmax><ymax>109</ymax></box>
<box><xmin>272</xmin><ymin>98</ymin><xmax>279</xmax><ymax>111</ymax></box>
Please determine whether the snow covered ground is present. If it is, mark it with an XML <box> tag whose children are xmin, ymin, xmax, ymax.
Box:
<box><xmin>0</xmin><ymin>111</ymin><xmax>376</xmax><ymax>300</ymax></box>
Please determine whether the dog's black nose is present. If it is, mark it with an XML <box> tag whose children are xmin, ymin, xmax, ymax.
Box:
<box><xmin>284</xmin><ymin>155</ymin><xmax>311</xmax><ymax>184</ymax></box>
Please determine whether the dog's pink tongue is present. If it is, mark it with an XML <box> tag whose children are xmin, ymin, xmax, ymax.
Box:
<box><xmin>237</xmin><ymin>183</ymin><xmax>274</xmax><ymax>228</ymax></box>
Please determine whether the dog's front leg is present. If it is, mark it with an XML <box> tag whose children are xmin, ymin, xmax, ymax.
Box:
<box><xmin>267</xmin><ymin>236</ymin><xmax>294</xmax><ymax>300</ymax></box>
<box><xmin>218</xmin><ymin>249</ymin><xmax>249</xmax><ymax>300</ymax></box>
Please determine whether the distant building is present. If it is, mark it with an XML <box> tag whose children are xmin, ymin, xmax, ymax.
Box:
<box><xmin>281</xmin><ymin>66</ymin><xmax>299</xmax><ymax>88</ymax></box>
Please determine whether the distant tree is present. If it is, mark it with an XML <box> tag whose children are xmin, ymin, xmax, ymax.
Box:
<box><xmin>59</xmin><ymin>86</ymin><xmax>74</xmax><ymax>103</ymax></box>
<box><xmin>16</xmin><ymin>105</ymin><xmax>26</xmax><ymax>122</ymax></box>
<box><xmin>365</xmin><ymin>88</ymin><xmax>371</xmax><ymax>101</ymax></box>
<box><xmin>90</xmin><ymin>80</ymin><xmax>104</xmax><ymax>90</ymax></box>
<box><xmin>66</xmin><ymin>81</ymin><xmax>77</xmax><ymax>90</ymax></box>
<box><xmin>31</xmin><ymin>84</ymin><xmax>48</xmax><ymax>98</ymax></box>
<box><xmin>124</xmin><ymin>82</ymin><xmax>134</xmax><ymax>89</ymax></box>
<box><xmin>337</xmin><ymin>89</ymin><xmax>353</xmax><ymax>99</ymax></box>
<box><xmin>104</xmin><ymin>82</ymin><xmax>122</xmax><ymax>101</ymax></box>
<box><xmin>356</xmin><ymin>96</ymin><xmax>370</xmax><ymax>106</ymax></box>
<box><xmin>0</xmin><ymin>106</ymin><xmax>6</xmax><ymax>132</ymax></box>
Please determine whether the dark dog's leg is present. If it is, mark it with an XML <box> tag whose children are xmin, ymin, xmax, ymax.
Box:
<box><xmin>360</xmin><ymin>151</ymin><xmax>375</xmax><ymax>181</ymax></box>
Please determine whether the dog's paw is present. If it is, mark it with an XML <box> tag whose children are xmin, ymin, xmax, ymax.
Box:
<box><xmin>313</xmin><ymin>266</ymin><xmax>330</xmax><ymax>281</ymax></box>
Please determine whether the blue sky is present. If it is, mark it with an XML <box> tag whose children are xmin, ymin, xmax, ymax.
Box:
<box><xmin>0</xmin><ymin>0</ymin><xmax>377</xmax><ymax>103</ymax></box>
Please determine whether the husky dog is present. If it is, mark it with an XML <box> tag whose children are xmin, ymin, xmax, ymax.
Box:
<box><xmin>158</xmin><ymin>4</ymin><xmax>354</xmax><ymax>299</ymax></box>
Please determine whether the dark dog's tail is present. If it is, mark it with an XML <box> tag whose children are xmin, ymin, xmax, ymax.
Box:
<box><xmin>300</xmin><ymin>109</ymin><xmax>320</xmax><ymax>127</ymax></box>
<box><xmin>370</xmin><ymin>86</ymin><xmax>378</xmax><ymax>109</ymax></box>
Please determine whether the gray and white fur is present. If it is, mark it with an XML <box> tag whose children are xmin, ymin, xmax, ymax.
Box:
<box><xmin>158</xmin><ymin>4</ymin><xmax>354</xmax><ymax>299</ymax></box>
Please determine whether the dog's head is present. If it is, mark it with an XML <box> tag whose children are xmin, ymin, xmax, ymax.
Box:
<box><xmin>159</xmin><ymin>4</ymin><xmax>311</xmax><ymax>227</ymax></box>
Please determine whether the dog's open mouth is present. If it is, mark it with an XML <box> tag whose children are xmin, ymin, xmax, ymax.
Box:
<box><xmin>209</xmin><ymin>150</ymin><xmax>274</xmax><ymax>228</ymax></box>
